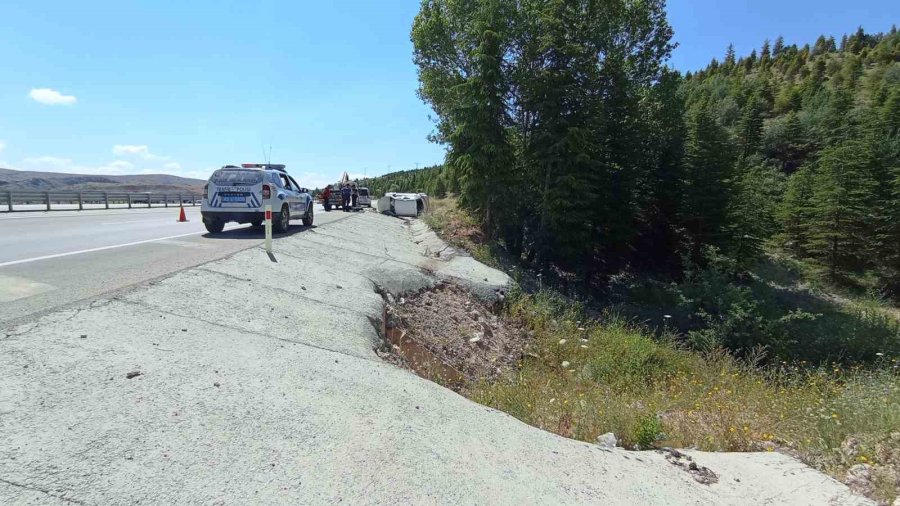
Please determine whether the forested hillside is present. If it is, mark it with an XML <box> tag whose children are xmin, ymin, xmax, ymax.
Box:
<box><xmin>683</xmin><ymin>27</ymin><xmax>900</xmax><ymax>292</ymax></box>
<box><xmin>409</xmin><ymin>0</ymin><xmax>900</xmax><ymax>299</ymax></box>
<box><xmin>357</xmin><ymin>165</ymin><xmax>447</xmax><ymax>197</ymax></box>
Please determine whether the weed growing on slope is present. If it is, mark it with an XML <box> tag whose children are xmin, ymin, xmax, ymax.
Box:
<box><xmin>468</xmin><ymin>290</ymin><xmax>900</xmax><ymax>504</ymax></box>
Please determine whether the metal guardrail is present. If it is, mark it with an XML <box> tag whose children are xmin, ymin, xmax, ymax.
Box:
<box><xmin>0</xmin><ymin>191</ymin><xmax>202</xmax><ymax>212</ymax></box>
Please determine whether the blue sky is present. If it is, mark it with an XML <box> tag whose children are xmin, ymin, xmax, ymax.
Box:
<box><xmin>1</xmin><ymin>1</ymin><xmax>896</xmax><ymax>189</ymax></box>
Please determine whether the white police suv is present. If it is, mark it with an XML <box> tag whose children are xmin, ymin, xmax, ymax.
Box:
<box><xmin>201</xmin><ymin>164</ymin><xmax>314</xmax><ymax>234</ymax></box>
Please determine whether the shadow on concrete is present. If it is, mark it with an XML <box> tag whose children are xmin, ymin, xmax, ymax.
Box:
<box><xmin>201</xmin><ymin>224</ymin><xmax>318</xmax><ymax>240</ymax></box>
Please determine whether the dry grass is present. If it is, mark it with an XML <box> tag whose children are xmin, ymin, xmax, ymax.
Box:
<box><xmin>468</xmin><ymin>290</ymin><xmax>900</xmax><ymax>504</ymax></box>
<box><xmin>423</xmin><ymin>198</ymin><xmax>496</xmax><ymax>267</ymax></box>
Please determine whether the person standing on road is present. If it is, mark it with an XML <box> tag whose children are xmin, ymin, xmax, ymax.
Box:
<box><xmin>341</xmin><ymin>184</ymin><xmax>352</xmax><ymax>212</ymax></box>
<box><xmin>351</xmin><ymin>185</ymin><xmax>359</xmax><ymax>209</ymax></box>
<box><xmin>321</xmin><ymin>186</ymin><xmax>332</xmax><ymax>208</ymax></box>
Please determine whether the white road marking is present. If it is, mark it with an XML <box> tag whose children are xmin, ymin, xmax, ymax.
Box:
<box><xmin>0</xmin><ymin>227</ymin><xmax>244</xmax><ymax>268</ymax></box>
<box><xmin>100</xmin><ymin>219</ymin><xmax>172</xmax><ymax>225</ymax></box>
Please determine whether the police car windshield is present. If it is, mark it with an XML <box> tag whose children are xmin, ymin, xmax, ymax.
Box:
<box><xmin>211</xmin><ymin>169</ymin><xmax>263</xmax><ymax>186</ymax></box>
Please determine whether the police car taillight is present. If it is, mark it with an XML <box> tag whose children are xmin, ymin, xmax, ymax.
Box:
<box><xmin>262</xmin><ymin>184</ymin><xmax>271</xmax><ymax>200</ymax></box>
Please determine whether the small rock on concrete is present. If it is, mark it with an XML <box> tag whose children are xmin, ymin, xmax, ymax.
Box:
<box><xmin>125</xmin><ymin>370</ymin><xmax>142</xmax><ymax>379</ymax></box>
<box><xmin>596</xmin><ymin>433</ymin><xmax>617</xmax><ymax>448</ymax></box>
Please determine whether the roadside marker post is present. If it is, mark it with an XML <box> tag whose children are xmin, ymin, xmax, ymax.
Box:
<box><xmin>264</xmin><ymin>205</ymin><xmax>273</xmax><ymax>253</ymax></box>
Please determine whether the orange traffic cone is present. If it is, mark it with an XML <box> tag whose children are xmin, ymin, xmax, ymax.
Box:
<box><xmin>177</xmin><ymin>206</ymin><xmax>188</xmax><ymax>222</ymax></box>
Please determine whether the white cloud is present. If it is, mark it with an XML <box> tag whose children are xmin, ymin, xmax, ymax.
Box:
<box><xmin>22</xmin><ymin>156</ymin><xmax>135</xmax><ymax>175</ymax></box>
<box><xmin>0</xmin><ymin>140</ymin><xmax>5</xmax><ymax>153</ymax></box>
<box><xmin>112</xmin><ymin>144</ymin><xmax>170</xmax><ymax>162</ymax></box>
<box><xmin>29</xmin><ymin>88</ymin><xmax>77</xmax><ymax>106</ymax></box>
<box><xmin>112</xmin><ymin>144</ymin><xmax>149</xmax><ymax>156</ymax></box>
<box><xmin>163</xmin><ymin>162</ymin><xmax>181</xmax><ymax>170</ymax></box>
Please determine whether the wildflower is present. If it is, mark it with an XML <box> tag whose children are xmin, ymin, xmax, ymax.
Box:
<box><xmin>559</xmin><ymin>339</ymin><xmax>567</xmax><ymax>345</ymax></box>
<box><xmin>561</xmin><ymin>361</ymin><xmax>570</xmax><ymax>368</ymax></box>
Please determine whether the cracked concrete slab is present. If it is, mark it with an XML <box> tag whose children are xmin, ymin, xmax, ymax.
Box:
<box><xmin>0</xmin><ymin>211</ymin><xmax>871</xmax><ymax>505</ymax></box>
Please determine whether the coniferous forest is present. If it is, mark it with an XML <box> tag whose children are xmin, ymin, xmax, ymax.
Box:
<box><xmin>405</xmin><ymin>2</ymin><xmax>899</xmax><ymax>299</ymax></box>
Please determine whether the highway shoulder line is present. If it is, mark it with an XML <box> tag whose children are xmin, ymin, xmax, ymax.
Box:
<box><xmin>0</xmin><ymin>229</ymin><xmax>236</xmax><ymax>268</ymax></box>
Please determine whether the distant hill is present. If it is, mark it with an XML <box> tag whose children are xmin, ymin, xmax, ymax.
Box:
<box><xmin>0</xmin><ymin>168</ymin><xmax>206</xmax><ymax>194</ymax></box>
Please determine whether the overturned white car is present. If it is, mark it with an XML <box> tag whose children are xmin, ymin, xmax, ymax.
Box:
<box><xmin>376</xmin><ymin>192</ymin><xmax>430</xmax><ymax>217</ymax></box>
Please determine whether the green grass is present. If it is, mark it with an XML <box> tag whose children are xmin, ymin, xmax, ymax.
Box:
<box><xmin>424</xmin><ymin>198</ymin><xmax>500</xmax><ymax>268</ymax></box>
<box><xmin>468</xmin><ymin>290</ymin><xmax>900</xmax><ymax>503</ymax></box>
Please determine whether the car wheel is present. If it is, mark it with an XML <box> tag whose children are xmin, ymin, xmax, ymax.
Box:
<box><xmin>273</xmin><ymin>205</ymin><xmax>290</xmax><ymax>233</ymax></box>
<box><xmin>302</xmin><ymin>204</ymin><xmax>314</xmax><ymax>226</ymax></box>
<box><xmin>324</xmin><ymin>202</ymin><xmax>331</xmax><ymax>212</ymax></box>
<box><xmin>204</xmin><ymin>218</ymin><xmax>225</xmax><ymax>234</ymax></box>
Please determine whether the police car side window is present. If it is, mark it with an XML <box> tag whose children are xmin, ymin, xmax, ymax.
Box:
<box><xmin>270</xmin><ymin>173</ymin><xmax>283</xmax><ymax>188</ymax></box>
<box><xmin>279</xmin><ymin>174</ymin><xmax>292</xmax><ymax>190</ymax></box>
<box><xmin>288</xmin><ymin>176</ymin><xmax>301</xmax><ymax>190</ymax></box>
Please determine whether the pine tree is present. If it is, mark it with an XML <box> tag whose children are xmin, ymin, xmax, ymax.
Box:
<box><xmin>760</xmin><ymin>39</ymin><xmax>772</xmax><ymax>66</ymax></box>
<box><xmin>812</xmin><ymin>35</ymin><xmax>829</xmax><ymax>56</ymax></box>
<box><xmin>779</xmin><ymin>165</ymin><xmax>816</xmax><ymax>256</ymax></box>
<box><xmin>773</xmin><ymin>36</ymin><xmax>785</xmax><ymax>57</ymax></box>
<box><xmin>728</xmin><ymin>158</ymin><xmax>785</xmax><ymax>265</ymax></box>
<box><xmin>848</xmin><ymin>27</ymin><xmax>866</xmax><ymax>54</ymax></box>
<box><xmin>806</xmin><ymin>141</ymin><xmax>877</xmax><ymax>278</ymax></box>
<box><xmin>433</xmin><ymin>176</ymin><xmax>447</xmax><ymax>198</ymax></box>
<box><xmin>680</xmin><ymin>103</ymin><xmax>735</xmax><ymax>252</ymax></box>
<box><xmin>738</xmin><ymin>94</ymin><xmax>764</xmax><ymax>157</ymax></box>
<box><xmin>724</xmin><ymin>44</ymin><xmax>736</xmax><ymax>67</ymax></box>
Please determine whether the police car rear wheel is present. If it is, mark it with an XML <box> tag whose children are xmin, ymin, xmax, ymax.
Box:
<box><xmin>204</xmin><ymin>218</ymin><xmax>225</xmax><ymax>234</ymax></box>
<box><xmin>273</xmin><ymin>205</ymin><xmax>290</xmax><ymax>233</ymax></box>
<box><xmin>303</xmin><ymin>205</ymin><xmax>314</xmax><ymax>226</ymax></box>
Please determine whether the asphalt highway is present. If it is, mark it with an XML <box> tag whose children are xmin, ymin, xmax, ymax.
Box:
<box><xmin>0</xmin><ymin>205</ymin><xmax>346</xmax><ymax>325</ymax></box>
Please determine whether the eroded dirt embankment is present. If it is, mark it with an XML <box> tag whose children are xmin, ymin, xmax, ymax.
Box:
<box><xmin>381</xmin><ymin>282</ymin><xmax>524</xmax><ymax>387</ymax></box>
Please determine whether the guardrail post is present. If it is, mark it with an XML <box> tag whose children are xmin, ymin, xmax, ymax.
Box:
<box><xmin>147</xmin><ymin>194</ymin><xmax>152</xmax><ymax>208</ymax></box>
<box><xmin>104</xmin><ymin>192</ymin><xmax>109</xmax><ymax>209</ymax></box>
<box><xmin>178</xmin><ymin>194</ymin><xmax>182</xmax><ymax>207</ymax></box>
<box><xmin>5</xmin><ymin>191</ymin><xmax>11</xmax><ymax>212</ymax></box>
<box><xmin>164</xmin><ymin>194</ymin><xmax>168</xmax><ymax>208</ymax></box>
<box><xmin>192</xmin><ymin>194</ymin><xmax>197</xmax><ymax>206</ymax></box>
<box><xmin>127</xmin><ymin>194</ymin><xmax>132</xmax><ymax>209</ymax></box>
<box><xmin>78</xmin><ymin>191</ymin><xmax>84</xmax><ymax>210</ymax></box>
<box><xmin>45</xmin><ymin>192</ymin><xmax>51</xmax><ymax>211</ymax></box>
